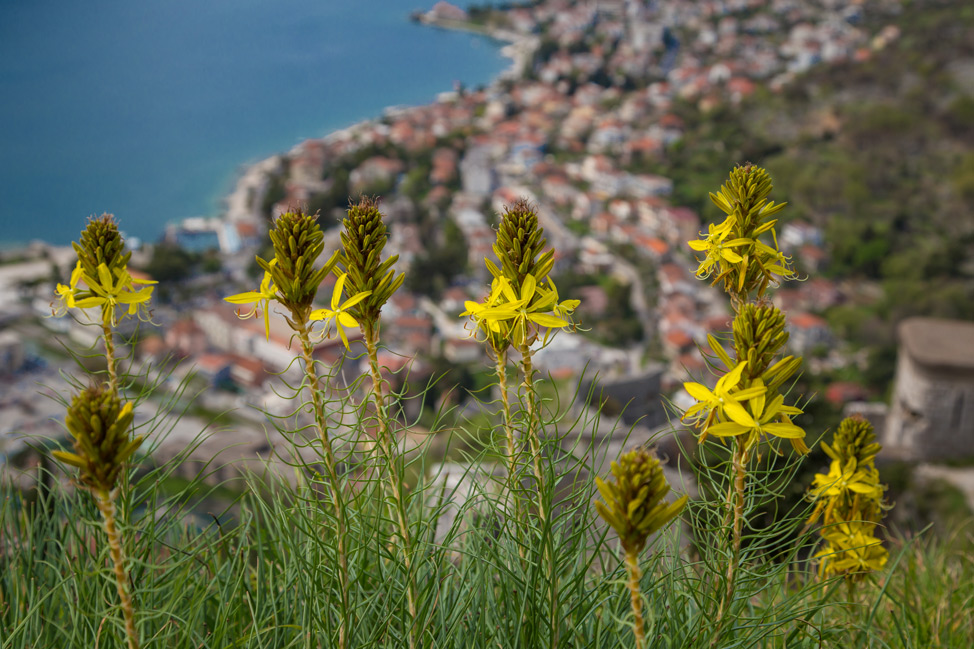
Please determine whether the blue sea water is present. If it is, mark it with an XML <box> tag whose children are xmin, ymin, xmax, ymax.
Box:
<box><xmin>0</xmin><ymin>0</ymin><xmax>507</xmax><ymax>247</ymax></box>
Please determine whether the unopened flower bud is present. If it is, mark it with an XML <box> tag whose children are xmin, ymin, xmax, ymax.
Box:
<box><xmin>338</xmin><ymin>197</ymin><xmax>404</xmax><ymax>328</ymax></box>
<box><xmin>595</xmin><ymin>448</ymin><xmax>687</xmax><ymax>555</ymax></box>
<box><xmin>52</xmin><ymin>384</ymin><xmax>142</xmax><ymax>493</ymax></box>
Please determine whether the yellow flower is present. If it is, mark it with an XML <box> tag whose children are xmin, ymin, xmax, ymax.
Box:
<box><xmin>753</xmin><ymin>239</ymin><xmax>797</xmax><ymax>282</ymax></box>
<box><xmin>808</xmin><ymin>457</ymin><xmax>884</xmax><ymax>524</ymax></box>
<box><xmin>76</xmin><ymin>263</ymin><xmax>156</xmax><ymax>326</ymax></box>
<box><xmin>536</xmin><ymin>278</ymin><xmax>580</xmax><ymax>344</ymax></box>
<box><xmin>460</xmin><ymin>276</ymin><xmax>522</xmax><ymax>352</ymax></box>
<box><xmin>225</xmin><ymin>260</ymin><xmax>279</xmax><ymax>339</ymax></box>
<box><xmin>818</xmin><ymin>521</ymin><xmax>888</xmax><ymax>578</ymax></box>
<box><xmin>811</xmin><ymin>458</ymin><xmax>884</xmax><ymax>502</ymax></box>
<box><xmin>477</xmin><ymin>274</ymin><xmax>568</xmax><ymax>347</ymax></box>
<box><xmin>461</xmin><ymin>277</ymin><xmax>519</xmax><ymax>331</ymax></box>
<box><xmin>682</xmin><ymin>362</ymin><xmax>765</xmax><ymax>439</ymax></box>
<box><xmin>687</xmin><ymin>220</ymin><xmax>751</xmax><ymax>279</ymax></box>
<box><xmin>544</xmin><ymin>278</ymin><xmax>581</xmax><ymax>322</ymax></box>
<box><xmin>461</xmin><ymin>271</ymin><xmax>580</xmax><ymax>350</ymax></box>
<box><xmin>52</xmin><ymin>261</ymin><xmax>85</xmax><ymax>316</ymax></box>
<box><xmin>309</xmin><ymin>273</ymin><xmax>371</xmax><ymax>349</ymax></box>
<box><xmin>704</xmin><ymin>378</ymin><xmax>806</xmax><ymax>451</ymax></box>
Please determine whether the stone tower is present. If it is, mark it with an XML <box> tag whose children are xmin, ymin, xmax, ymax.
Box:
<box><xmin>885</xmin><ymin>317</ymin><xmax>974</xmax><ymax>460</ymax></box>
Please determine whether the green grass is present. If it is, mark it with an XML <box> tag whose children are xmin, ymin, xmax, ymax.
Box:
<box><xmin>9</xmin><ymin>155</ymin><xmax>974</xmax><ymax>648</ymax></box>
<box><xmin>5</xmin><ymin>324</ymin><xmax>970</xmax><ymax>648</ymax></box>
<box><xmin>3</xmin><ymin>379</ymin><xmax>972</xmax><ymax>648</ymax></box>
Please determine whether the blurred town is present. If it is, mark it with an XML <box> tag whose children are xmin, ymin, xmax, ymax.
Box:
<box><xmin>3</xmin><ymin>0</ymin><xmax>974</xmax><ymax>521</ymax></box>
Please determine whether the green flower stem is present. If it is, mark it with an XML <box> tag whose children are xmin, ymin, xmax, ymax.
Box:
<box><xmin>94</xmin><ymin>488</ymin><xmax>139</xmax><ymax>649</ymax></box>
<box><xmin>102</xmin><ymin>321</ymin><xmax>119</xmax><ymax>396</ymax></box>
<box><xmin>294</xmin><ymin>320</ymin><xmax>349</xmax><ymax>649</ymax></box>
<box><xmin>495</xmin><ymin>349</ymin><xmax>524</xmax><ymax>533</ymax></box>
<box><xmin>518</xmin><ymin>344</ymin><xmax>546</xmax><ymax>521</ymax></box>
<box><xmin>730</xmin><ymin>291</ymin><xmax>748</xmax><ymax>315</ymax></box>
<box><xmin>496</xmin><ymin>350</ymin><xmax>517</xmax><ymax>478</ymax></box>
<box><xmin>363</xmin><ymin>326</ymin><xmax>419</xmax><ymax>649</ymax></box>
<box><xmin>518</xmin><ymin>343</ymin><xmax>559</xmax><ymax>649</ymax></box>
<box><xmin>714</xmin><ymin>438</ymin><xmax>749</xmax><ymax>637</ymax></box>
<box><xmin>99</xmin><ymin>319</ymin><xmax>131</xmax><ymax>518</ymax></box>
<box><xmin>624</xmin><ymin>550</ymin><xmax>646</xmax><ymax>649</ymax></box>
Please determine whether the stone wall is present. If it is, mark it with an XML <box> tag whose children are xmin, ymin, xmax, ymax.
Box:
<box><xmin>885</xmin><ymin>319</ymin><xmax>974</xmax><ymax>461</ymax></box>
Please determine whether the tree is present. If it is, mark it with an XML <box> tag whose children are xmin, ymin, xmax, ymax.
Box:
<box><xmin>405</xmin><ymin>220</ymin><xmax>468</xmax><ymax>299</ymax></box>
<box><xmin>143</xmin><ymin>243</ymin><xmax>199</xmax><ymax>283</ymax></box>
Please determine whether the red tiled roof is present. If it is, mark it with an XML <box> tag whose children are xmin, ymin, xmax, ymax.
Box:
<box><xmin>790</xmin><ymin>312</ymin><xmax>828</xmax><ymax>330</ymax></box>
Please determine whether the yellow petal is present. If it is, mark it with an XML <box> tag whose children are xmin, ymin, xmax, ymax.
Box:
<box><xmin>332</xmin><ymin>274</ymin><xmax>347</xmax><ymax>310</ymax></box>
<box><xmin>117</xmin><ymin>288</ymin><xmax>152</xmax><ymax>304</ymax></box>
<box><xmin>721</xmin><ymin>361</ymin><xmax>748</xmax><ymax>389</ymax></box>
<box><xmin>723</xmin><ymin>400</ymin><xmax>757</xmax><ymax>428</ymax></box>
<box><xmin>225</xmin><ymin>291</ymin><xmax>262</xmax><ymax>304</ymax></box>
<box><xmin>724</xmin><ymin>238</ymin><xmax>752</xmax><ymax>248</ymax></box>
<box><xmin>74</xmin><ymin>296</ymin><xmax>105</xmax><ymax>309</ymax></box>
<box><xmin>560</xmin><ymin>299</ymin><xmax>580</xmax><ymax>312</ymax></box>
<box><xmin>707</xmin><ymin>422</ymin><xmax>746</xmax><ymax>437</ymax></box>
<box><xmin>97</xmin><ymin>263</ymin><xmax>114</xmax><ymax>291</ymax></box>
<box><xmin>762</xmin><ymin>422</ymin><xmax>805</xmax><ymax>439</ymax></box>
<box><xmin>69</xmin><ymin>262</ymin><xmax>83</xmax><ymax>287</ymax></box>
<box><xmin>750</xmin><ymin>389</ymin><xmax>767</xmax><ymax>419</ymax></box>
<box><xmin>682</xmin><ymin>403</ymin><xmax>705</xmax><ymax>421</ymax></box>
<box><xmin>529</xmin><ymin>313</ymin><xmax>568</xmax><ymax>328</ymax></box>
<box><xmin>521</xmin><ymin>274</ymin><xmax>537</xmax><ymax>303</ymax></box>
<box><xmin>337</xmin><ymin>312</ymin><xmax>358</xmax><ymax>328</ymax></box>
<box><xmin>684</xmin><ymin>382</ymin><xmax>715</xmax><ymax>402</ymax></box>
<box><xmin>340</xmin><ymin>290</ymin><xmax>371</xmax><ymax>311</ymax></box>
<box><xmin>499</xmin><ymin>277</ymin><xmax>518</xmax><ymax>303</ymax></box>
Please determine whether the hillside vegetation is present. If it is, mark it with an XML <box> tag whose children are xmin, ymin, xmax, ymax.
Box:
<box><xmin>658</xmin><ymin>0</ymin><xmax>974</xmax><ymax>383</ymax></box>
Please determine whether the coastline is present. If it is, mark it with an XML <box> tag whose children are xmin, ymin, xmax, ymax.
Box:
<box><xmin>218</xmin><ymin>15</ymin><xmax>536</xmax><ymax>245</ymax></box>
<box><xmin>3</xmin><ymin>10</ymin><xmax>531</xmax><ymax>255</ymax></box>
<box><xmin>415</xmin><ymin>16</ymin><xmax>536</xmax><ymax>82</ymax></box>
<box><xmin>1</xmin><ymin>1</ymin><xmax>520</xmax><ymax>251</ymax></box>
